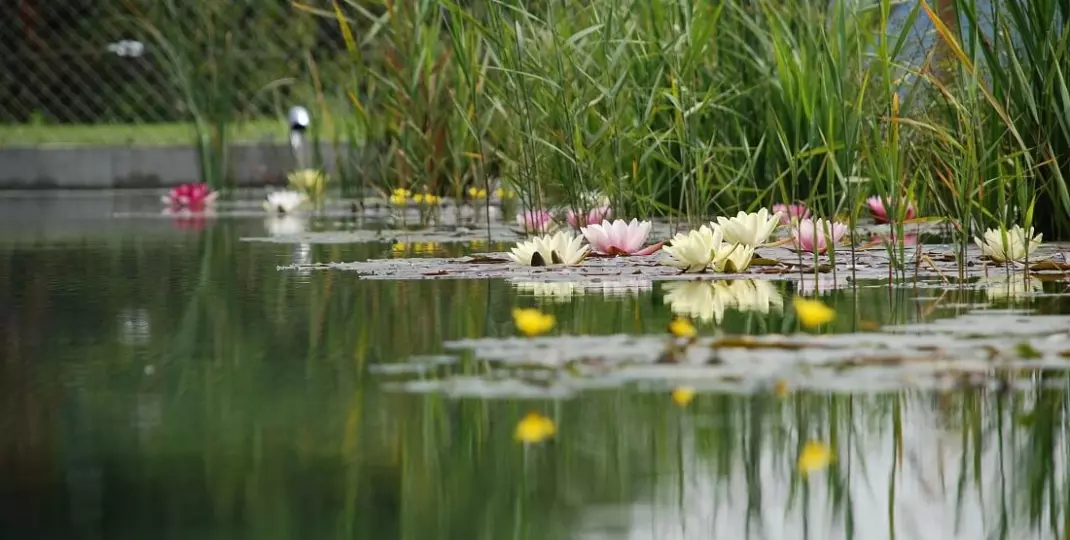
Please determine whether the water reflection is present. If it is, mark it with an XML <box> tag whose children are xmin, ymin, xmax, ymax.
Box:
<box><xmin>977</xmin><ymin>274</ymin><xmax>1043</xmax><ymax>303</ymax></box>
<box><xmin>511</xmin><ymin>279</ymin><xmax>652</xmax><ymax>300</ymax></box>
<box><xmin>264</xmin><ymin>215</ymin><xmax>307</xmax><ymax>236</ymax></box>
<box><xmin>662</xmin><ymin>280</ymin><xmax>783</xmax><ymax>323</ymax></box>
<box><xmin>1</xmin><ymin>223</ymin><xmax>1070</xmax><ymax>539</ymax></box>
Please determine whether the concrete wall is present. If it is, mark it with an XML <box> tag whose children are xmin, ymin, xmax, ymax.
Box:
<box><xmin>0</xmin><ymin>143</ymin><xmax>343</xmax><ymax>189</ymax></box>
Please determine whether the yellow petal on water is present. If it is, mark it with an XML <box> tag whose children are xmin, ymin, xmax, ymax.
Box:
<box><xmin>797</xmin><ymin>441</ymin><xmax>834</xmax><ymax>475</ymax></box>
<box><xmin>512</xmin><ymin>308</ymin><xmax>555</xmax><ymax>337</ymax></box>
<box><xmin>668</xmin><ymin>318</ymin><xmax>697</xmax><ymax>339</ymax></box>
<box><xmin>515</xmin><ymin>412</ymin><xmax>556</xmax><ymax>443</ymax></box>
<box><xmin>792</xmin><ymin>297</ymin><xmax>836</xmax><ymax>328</ymax></box>
<box><xmin>672</xmin><ymin>387</ymin><xmax>696</xmax><ymax>407</ymax></box>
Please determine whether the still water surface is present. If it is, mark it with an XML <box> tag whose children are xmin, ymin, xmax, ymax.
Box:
<box><xmin>2</xmin><ymin>194</ymin><xmax>1070</xmax><ymax>539</ymax></box>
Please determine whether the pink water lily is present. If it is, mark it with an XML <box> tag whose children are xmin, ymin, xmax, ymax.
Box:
<box><xmin>792</xmin><ymin>218</ymin><xmax>849</xmax><ymax>253</ymax></box>
<box><xmin>580</xmin><ymin>218</ymin><xmax>662</xmax><ymax>256</ymax></box>
<box><xmin>866</xmin><ymin>196</ymin><xmax>916</xmax><ymax>224</ymax></box>
<box><xmin>771</xmin><ymin>202</ymin><xmax>810</xmax><ymax>224</ymax></box>
<box><xmin>516</xmin><ymin>210</ymin><xmax>557</xmax><ymax>234</ymax></box>
<box><xmin>161</xmin><ymin>182</ymin><xmax>218</xmax><ymax>210</ymax></box>
<box><xmin>567</xmin><ymin>205</ymin><xmax>612</xmax><ymax>228</ymax></box>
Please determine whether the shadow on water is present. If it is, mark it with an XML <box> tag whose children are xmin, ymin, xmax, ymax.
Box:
<box><xmin>1</xmin><ymin>215</ymin><xmax>1070</xmax><ymax>539</ymax></box>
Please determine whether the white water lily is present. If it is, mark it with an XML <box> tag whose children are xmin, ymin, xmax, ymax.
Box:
<box><xmin>716</xmin><ymin>209</ymin><xmax>780</xmax><ymax>247</ymax></box>
<box><xmin>507</xmin><ymin>231</ymin><xmax>591</xmax><ymax>266</ymax></box>
<box><xmin>662</xmin><ymin>225</ymin><xmax>722</xmax><ymax>273</ymax></box>
<box><xmin>263</xmin><ymin>190</ymin><xmax>308</xmax><ymax>213</ymax></box>
<box><xmin>974</xmin><ymin>225</ymin><xmax>1042</xmax><ymax>263</ymax></box>
<box><xmin>711</xmin><ymin>243</ymin><xmax>756</xmax><ymax>273</ymax></box>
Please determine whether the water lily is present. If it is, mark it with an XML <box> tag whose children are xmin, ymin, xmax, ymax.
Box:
<box><xmin>263</xmin><ymin>190</ymin><xmax>307</xmax><ymax>214</ymax></box>
<box><xmin>507</xmin><ymin>231</ymin><xmax>590</xmax><ymax>266</ymax></box>
<box><xmin>798</xmin><ymin>441</ymin><xmax>834</xmax><ymax>475</ymax></box>
<box><xmin>288</xmin><ymin>169</ymin><xmax>328</xmax><ymax>198</ymax></box>
<box><xmin>567</xmin><ymin>205</ymin><xmax>613</xmax><ymax>228</ymax></box>
<box><xmin>512</xmin><ymin>308</ymin><xmax>556</xmax><ymax>337</ymax></box>
<box><xmin>793</xmin><ymin>296</ymin><xmax>836</xmax><ymax>328</ymax></box>
<box><xmin>389</xmin><ymin>188</ymin><xmax>412</xmax><ymax>206</ymax></box>
<box><xmin>716</xmin><ymin>209</ymin><xmax>780</xmax><ymax>246</ymax></box>
<box><xmin>792</xmin><ymin>218</ymin><xmax>849</xmax><ymax>253</ymax></box>
<box><xmin>580</xmin><ymin>218</ymin><xmax>656</xmax><ymax>255</ymax></box>
<box><xmin>711</xmin><ymin>243</ymin><xmax>756</xmax><ymax>273</ymax></box>
<box><xmin>974</xmin><ymin>225</ymin><xmax>1042</xmax><ymax>263</ymax></box>
<box><xmin>161</xmin><ymin>182</ymin><xmax>218</xmax><ymax>210</ymax></box>
<box><xmin>772</xmin><ymin>202</ymin><xmax>811</xmax><ymax>224</ymax></box>
<box><xmin>515</xmin><ymin>411</ymin><xmax>556</xmax><ymax>443</ymax></box>
<box><xmin>662</xmin><ymin>225</ymin><xmax>722</xmax><ymax>273</ymax></box>
<box><xmin>516</xmin><ymin>210</ymin><xmax>558</xmax><ymax>234</ymax></box>
<box><xmin>866</xmin><ymin>196</ymin><xmax>916</xmax><ymax>224</ymax></box>
<box><xmin>668</xmin><ymin>317</ymin><xmax>697</xmax><ymax>338</ymax></box>
<box><xmin>671</xmin><ymin>387</ymin><xmax>696</xmax><ymax>407</ymax></box>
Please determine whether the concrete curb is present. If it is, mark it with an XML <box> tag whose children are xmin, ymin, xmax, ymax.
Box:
<box><xmin>0</xmin><ymin>143</ymin><xmax>344</xmax><ymax>188</ymax></box>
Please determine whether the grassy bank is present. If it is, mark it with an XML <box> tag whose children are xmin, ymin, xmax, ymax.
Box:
<box><xmin>0</xmin><ymin>119</ymin><xmax>288</xmax><ymax>146</ymax></box>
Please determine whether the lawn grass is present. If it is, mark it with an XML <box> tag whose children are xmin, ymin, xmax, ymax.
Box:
<box><xmin>0</xmin><ymin>119</ymin><xmax>289</xmax><ymax>147</ymax></box>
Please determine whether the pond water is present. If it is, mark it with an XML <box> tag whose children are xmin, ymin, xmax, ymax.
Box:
<box><xmin>2</xmin><ymin>192</ymin><xmax>1070</xmax><ymax>539</ymax></box>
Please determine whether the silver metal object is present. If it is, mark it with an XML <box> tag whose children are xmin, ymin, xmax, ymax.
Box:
<box><xmin>287</xmin><ymin>106</ymin><xmax>311</xmax><ymax>170</ymax></box>
<box><xmin>287</xmin><ymin>106</ymin><xmax>311</xmax><ymax>132</ymax></box>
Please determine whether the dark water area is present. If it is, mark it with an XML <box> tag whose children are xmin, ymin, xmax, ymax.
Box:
<box><xmin>2</xmin><ymin>191</ymin><xmax>1070</xmax><ymax>539</ymax></box>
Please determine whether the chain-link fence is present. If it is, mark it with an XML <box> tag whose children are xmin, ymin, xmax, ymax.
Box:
<box><xmin>0</xmin><ymin>0</ymin><xmax>352</xmax><ymax>145</ymax></box>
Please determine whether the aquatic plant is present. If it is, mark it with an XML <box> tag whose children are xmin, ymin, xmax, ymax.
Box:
<box><xmin>711</xmin><ymin>243</ymin><xmax>756</xmax><ymax>273</ymax></box>
<box><xmin>287</xmin><ymin>169</ymin><xmax>329</xmax><ymax>200</ymax></box>
<box><xmin>797</xmin><ymin>441</ymin><xmax>833</xmax><ymax>475</ymax></box>
<box><xmin>161</xmin><ymin>183</ymin><xmax>218</xmax><ymax>210</ymax></box>
<box><xmin>866</xmin><ymin>196</ymin><xmax>916</xmax><ymax>224</ymax></box>
<box><xmin>661</xmin><ymin>226</ymin><xmax>722</xmax><ymax>273</ymax></box>
<box><xmin>514</xmin><ymin>412</ymin><xmax>555</xmax><ymax>443</ymax></box>
<box><xmin>512</xmin><ymin>307</ymin><xmax>556</xmax><ymax>337</ymax></box>
<box><xmin>567</xmin><ymin>205</ymin><xmax>612</xmax><ymax>228</ymax></box>
<box><xmin>792</xmin><ymin>219</ymin><xmax>849</xmax><ymax>254</ymax></box>
<box><xmin>507</xmin><ymin>231</ymin><xmax>590</xmax><ymax>266</ymax></box>
<box><xmin>772</xmin><ymin>203</ymin><xmax>811</xmax><ymax>225</ymax></box>
<box><xmin>516</xmin><ymin>210</ymin><xmax>558</xmax><ymax>235</ymax></box>
<box><xmin>671</xmin><ymin>387</ymin><xmax>695</xmax><ymax>407</ymax></box>
<box><xmin>716</xmin><ymin>209</ymin><xmax>781</xmax><ymax>247</ymax></box>
<box><xmin>579</xmin><ymin>219</ymin><xmax>655</xmax><ymax>256</ymax></box>
<box><xmin>389</xmin><ymin>188</ymin><xmax>412</xmax><ymax>206</ymax></box>
<box><xmin>667</xmin><ymin>317</ymin><xmax>697</xmax><ymax>339</ymax></box>
<box><xmin>974</xmin><ymin>225</ymin><xmax>1042</xmax><ymax>263</ymax></box>
<box><xmin>793</xmin><ymin>297</ymin><xmax>836</xmax><ymax>328</ymax></box>
<box><xmin>263</xmin><ymin>190</ymin><xmax>307</xmax><ymax>214</ymax></box>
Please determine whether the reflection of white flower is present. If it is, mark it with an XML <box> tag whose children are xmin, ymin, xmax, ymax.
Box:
<box><xmin>118</xmin><ymin>308</ymin><xmax>151</xmax><ymax>346</ymax></box>
<box><xmin>793</xmin><ymin>274</ymin><xmax>848</xmax><ymax>295</ymax></box>
<box><xmin>974</xmin><ymin>225</ymin><xmax>1042</xmax><ymax>263</ymax></box>
<box><xmin>662</xmin><ymin>279</ymin><xmax>783</xmax><ymax>323</ymax></box>
<box><xmin>512</xmin><ymin>281</ymin><xmax>580</xmax><ymax>301</ymax></box>
<box><xmin>663</xmin><ymin>281</ymin><xmax>731</xmax><ymax>323</ymax></box>
<box><xmin>582</xmin><ymin>280</ymin><xmax>653</xmax><ymax>296</ymax></box>
<box><xmin>977</xmin><ymin>275</ymin><xmax>1043</xmax><ymax>302</ymax></box>
<box><xmin>264</xmin><ymin>216</ymin><xmax>307</xmax><ymax>236</ymax></box>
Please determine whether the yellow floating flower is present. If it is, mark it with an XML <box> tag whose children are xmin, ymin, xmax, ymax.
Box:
<box><xmin>512</xmin><ymin>308</ymin><xmax>555</xmax><ymax>337</ymax></box>
<box><xmin>496</xmin><ymin>187</ymin><xmax>516</xmax><ymax>199</ymax></box>
<box><xmin>797</xmin><ymin>441</ymin><xmax>834</xmax><ymax>475</ymax></box>
<box><xmin>468</xmin><ymin>186</ymin><xmax>488</xmax><ymax>199</ymax></box>
<box><xmin>793</xmin><ymin>297</ymin><xmax>835</xmax><ymax>328</ymax></box>
<box><xmin>515</xmin><ymin>412</ymin><xmax>556</xmax><ymax>443</ymax></box>
<box><xmin>389</xmin><ymin>188</ymin><xmax>412</xmax><ymax>206</ymax></box>
<box><xmin>672</xmin><ymin>387</ymin><xmax>696</xmax><ymax>407</ymax></box>
<box><xmin>668</xmin><ymin>317</ymin><xmax>697</xmax><ymax>339</ymax></box>
<box><xmin>391</xmin><ymin>242</ymin><xmax>408</xmax><ymax>255</ymax></box>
